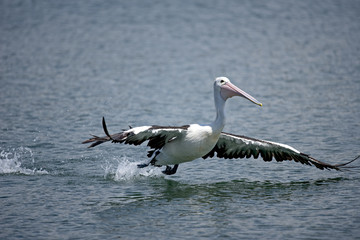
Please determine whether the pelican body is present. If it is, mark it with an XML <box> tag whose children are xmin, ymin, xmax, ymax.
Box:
<box><xmin>83</xmin><ymin>77</ymin><xmax>358</xmax><ymax>175</ymax></box>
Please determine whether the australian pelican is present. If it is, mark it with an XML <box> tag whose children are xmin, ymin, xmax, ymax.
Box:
<box><xmin>83</xmin><ymin>77</ymin><xmax>358</xmax><ymax>175</ymax></box>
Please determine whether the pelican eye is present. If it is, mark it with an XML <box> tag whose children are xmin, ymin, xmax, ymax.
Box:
<box><xmin>220</xmin><ymin>79</ymin><xmax>225</xmax><ymax>84</ymax></box>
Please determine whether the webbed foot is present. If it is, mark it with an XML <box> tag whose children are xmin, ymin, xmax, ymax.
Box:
<box><xmin>162</xmin><ymin>164</ymin><xmax>179</xmax><ymax>175</ymax></box>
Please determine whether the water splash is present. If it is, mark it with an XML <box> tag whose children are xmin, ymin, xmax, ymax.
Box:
<box><xmin>102</xmin><ymin>157</ymin><xmax>163</xmax><ymax>181</ymax></box>
<box><xmin>0</xmin><ymin>147</ymin><xmax>48</xmax><ymax>175</ymax></box>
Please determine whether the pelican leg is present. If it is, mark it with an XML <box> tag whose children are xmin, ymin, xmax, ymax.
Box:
<box><xmin>137</xmin><ymin>163</ymin><xmax>149</xmax><ymax>168</ymax></box>
<box><xmin>162</xmin><ymin>164</ymin><xmax>179</xmax><ymax>175</ymax></box>
<box><xmin>138</xmin><ymin>150</ymin><xmax>161</xmax><ymax>169</ymax></box>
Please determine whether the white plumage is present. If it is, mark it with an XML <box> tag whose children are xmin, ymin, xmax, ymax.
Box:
<box><xmin>83</xmin><ymin>77</ymin><xmax>358</xmax><ymax>175</ymax></box>
<box><xmin>156</xmin><ymin>124</ymin><xmax>219</xmax><ymax>166</ymax></box>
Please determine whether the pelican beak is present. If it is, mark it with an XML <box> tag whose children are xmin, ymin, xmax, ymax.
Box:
<box><xmin>221</xmin><ymin>82</ymin><xmax>262</xmax><ymax>106</ymax></box>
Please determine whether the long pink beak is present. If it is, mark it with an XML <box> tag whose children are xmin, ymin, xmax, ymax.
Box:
<box><xmin>221</xmin><ymin>82</ymin><xmax>262</xmax><ymax>106</ymax></box>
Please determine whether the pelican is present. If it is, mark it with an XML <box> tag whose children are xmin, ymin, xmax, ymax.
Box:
<box><xmin>83</xmin><ymin>77</ymin><xmax>358</xmax><ymax>175</ymax></box>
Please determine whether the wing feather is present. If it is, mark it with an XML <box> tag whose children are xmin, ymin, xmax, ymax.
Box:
<box><xmin>83</xmin><ymin>118</ymin><xmax>359</xmax><ymax>170</ymax></box>
<box><xmin>82</xmin><ymin>117</ymin><xmax>188</xmax><ymax>153</ymax></box>
<box><xmin>203</xmin><ymin>132</ymin><xmax>357</xmax><ymax>170</ymax></box>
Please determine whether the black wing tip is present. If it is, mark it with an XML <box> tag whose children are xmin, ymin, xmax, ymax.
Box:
<box><xmin>87</xmin><ymin>141</ymin><xmax>102</xmax><ymax>148</ymax></box>
<box><xmin>334</xmin><ymin>155</ymin><xmax>360</xmax><ymax>170</ymax></box>
<box><xmin>81</xmin><ymin>134</ymin><xmax>99</xmax><ymax>143</ymax></box>
<box><xmin>82</xmin><ymin>134</ymin><xmax>100</xmax><ymax>146</ymax></box>
<box><xmin>82</xmin><ymin>117</ymin><xmax>112</xmax><ymax>148</ymax></box>
<box><xmin>82</xmin><ymin>138</ymin><xmax>92</xmax><ymax>145</ymax></box>
<box><xmin>307</xmin><ymin>154</ymin><xmax>360</xmax><ymax>171</ymax></box>
<box><xmin>102</xmin><ymin>117</ymin><xmax>113</xmax><ymax>140</ymax></box>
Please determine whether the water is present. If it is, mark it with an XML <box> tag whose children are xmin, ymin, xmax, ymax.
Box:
<box><xmin>1</xmin><ymin>0</ymin><xmax>360</xmax><ymax>239</ymax></box>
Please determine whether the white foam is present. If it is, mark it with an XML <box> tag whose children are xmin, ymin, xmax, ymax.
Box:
<box><xmin>0</xmin><ymin>147</ymin><xmax>48</xmax><ymax>175</ymax></box>
<box><xmin>103</xmin><ymin>157</ymin><xmax>163</xmax><ymax>181</ymax></box>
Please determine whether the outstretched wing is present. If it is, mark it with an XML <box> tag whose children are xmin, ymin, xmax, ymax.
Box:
<box><xmin>203</xmin><ymin>132</ymin><xmax>358</xmax><ymax>170</ymax></box>
<box><xmin>82</xmin><ymin>117</ymin><xmax>189</xmax><ymax>157</ymax></box>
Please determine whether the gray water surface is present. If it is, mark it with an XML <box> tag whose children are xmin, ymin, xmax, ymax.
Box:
<box><xmin>1</xmin><ymin>1</ymin><xmax>360</xmax><ymax>239</ymax></box>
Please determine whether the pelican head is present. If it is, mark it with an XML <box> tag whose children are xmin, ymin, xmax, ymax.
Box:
<box><xmin>214</xmin><ymin>77</ymin><xmax>262</xmax><ymax>106</ymax></box>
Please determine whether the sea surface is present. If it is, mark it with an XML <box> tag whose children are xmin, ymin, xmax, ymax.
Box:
<box><xmin>1</xmin><ymin>0</ymin><xmax>360</xmax><ymax>239</ymax></box>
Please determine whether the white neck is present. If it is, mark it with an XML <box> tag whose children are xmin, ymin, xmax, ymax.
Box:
<box><xmin>211</xmin><ymin>91</ymin><xmax>226</xmax><ymax>134</ymax></box>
